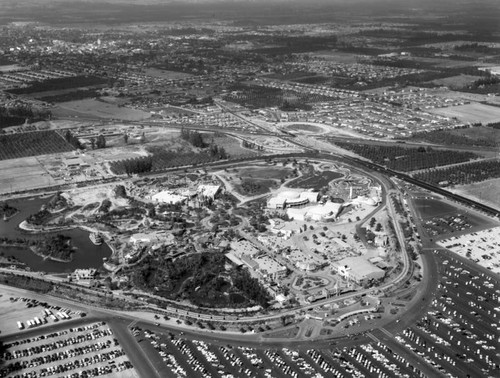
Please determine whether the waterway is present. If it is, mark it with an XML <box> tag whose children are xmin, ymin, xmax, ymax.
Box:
<box><xmin>0</xmin><ymin>196</ymin><xmax>111</xmax><ymax>273</ymax></box>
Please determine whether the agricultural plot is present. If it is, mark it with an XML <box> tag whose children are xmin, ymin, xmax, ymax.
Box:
<box><xmin>52</xmin><ymin>99</ymin><xmax>151</xmax><ymax>121</ymax></box>
<box><xmin>429</xmin><ymin>102</ymin><xmax>500</xmax><ymax>124</ymax></box>
<box><xmin>0</xmin><ymin>157</ymin><xmax>57</xmax><ymax>195</ymax></box>
<box><xmin>0</xmin><ymin>130</ymin><xmax>74</xmax><ymax>161</ymax></box>
<box><xmin>430</xmin><ymin>74</ymin><xmax>482</xmax><ymax>89</ymax></box>
<box><xmin>224</xmin><ymin>83</ymin><xmax>336</xmax><ymax>110</ymax></box>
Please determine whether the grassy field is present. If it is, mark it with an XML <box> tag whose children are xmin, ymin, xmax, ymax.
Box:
<box><xmin>430</xmin><ymin>74</ymin><xmax>482</xmax><ymax>89</ymax></box>
<box><xmin>52</xmin><ymin>99</ymin><xmax>151</xmax><ymax>121</ymax></box>
<box><xmin>447</xmin><ymin>126</ymin><xmax>500</xmax><ymax>141</ymax></box>
<box><xmin>287</xmin><ymin>170</ymin><xmax>344</xmax><ymax>190</ymax></box>
<box><xmin>237</xmin><ymin>166</ymin><xmax>293</xmax><ymax>180</ymax></box>
<box><xmin>429</xmin><ymin>103</ymin><xmax>500</xmax><ymax>124</ymax></box>
<box><xmin>451</xmin><ymin>178</ymin><xmax>500</xmax><ymax>209</ymax></box>
<box><xmin>286</xmin><ymin>123</ymin><xmax>325</xmax><ymax>133</ymax></box>
<box><xmin>0</xmin><ymin>157</ymin><xmax>57</xmax><ymax>194</ymax></box>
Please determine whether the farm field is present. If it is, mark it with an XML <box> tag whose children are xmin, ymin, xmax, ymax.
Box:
<box><xmin>0</xmin><ymin>130</ymin><xmax>74</xmax><ymax>161</ymax></box>
<box><xmin>447</xmin><ymin>125</ymin><xmax>500</xmax><ymax>142</ymax></box>
<box><xmin>144</xmin><ymin>68</ymin><xmax>193</xmax><ymax>80</ymax></box>
<box><xmin>52</xmin><ymin>99</ymin><xmax>151</xmax><ymax>121</ymax></box>
<box><xmin>429</xmin><ymin>102</ymin><xmax>500</xmax><ymax>124</ymax></box>
<box><xmin>429</xmin><ymin>74</ymin><xmax>482</xmax><ymax>89</ymax></box>
<box><xmin>0</xmin><ymin>157</ymin><xmax>57</xmax><ymax>195</ymax></box>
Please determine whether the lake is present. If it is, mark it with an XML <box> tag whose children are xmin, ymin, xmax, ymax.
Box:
<box><xmin>0</xmin><ymin>196</ymin><xmax>111</xmax><ymax>273</ymax></box>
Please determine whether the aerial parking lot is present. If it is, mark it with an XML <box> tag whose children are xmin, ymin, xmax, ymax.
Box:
<box><xmin>438</xmin><ymin>226</ymin><xmax>500</xmax><ymax>274</ymax></box>
<box><xmin>0</xmin><ymin>321</ymin><xmax>138</xmax><ymax>378</ymax></box>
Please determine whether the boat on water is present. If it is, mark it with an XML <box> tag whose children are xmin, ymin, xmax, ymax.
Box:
<box><xmin>89</xmin><ymin>232</ymin><xmax>103</xmax><ymax>245</ymax></box>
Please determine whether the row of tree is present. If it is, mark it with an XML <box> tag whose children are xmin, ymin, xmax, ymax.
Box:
<box><xmin>335</xmin><ymin>142</ymin><xmax>478</xmax><ymax>172</ymax></box>
<box><xmin>403</xmin><ymin>129</ymin><xmax>498</xmax><ymax>148</ymax></box>
<box><xmin>413</xmin><ymin>160</ymin><xmax>500</xmax><ymax>186</ymax></box>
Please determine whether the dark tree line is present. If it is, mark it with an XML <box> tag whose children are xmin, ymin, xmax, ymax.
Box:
<box><xmin>335</xmin><ymin>142</ymin><xmax>478</xmax><ymax>172</ymax></box>
<box><xmin>180</xmin><ymin>128</ymin><xmax>205</xmax><ymax>148</ymax></box>
<box><xmin>110</xmin><ymin>156</ymin><xmax>153</xmax><ymax>175</ymax></box>
<box><xmin>64</xmin><ymin>130</ymin><xmax>82</xmax><ymax>149</ymax></box>
<box><xmin>403</xmin><ymin>129</ymin><xmax>498</xmax><ymax>147</ymax></box>
<box><xmin>413</xmin><ymin>160</ymin><xmax>500</xmax><ymax>186</ymax></box>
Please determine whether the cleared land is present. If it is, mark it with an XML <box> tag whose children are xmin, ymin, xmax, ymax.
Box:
<box><xmin>450</xmin><ymin>178</ymin><xmax>500</xmax><ymax>209</ymax></box>
<box><xmin>0</xmin><ymin>157</ymin><xmax>56</xmax><ymax>195</ymax></box>
<box><xmin>429</xmin><ymin>103</ymin><xmax>500</xmax><ymax>124</ymax></box>
<box><xmin>52</xmin><ymin>99</ymin><xmax>151</xmax><ymax>121</ymax></box>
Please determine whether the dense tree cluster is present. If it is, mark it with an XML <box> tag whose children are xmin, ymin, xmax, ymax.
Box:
<box><xmin>180</xmin><ymin>128</ymin><xmax>206</xmax><ymax>148</ymax></box>
<box><xmin>0</xmin><ymin>202</ymin><xmax>17</xmax><ymax>218</ymax></box>
<box><xmin>8</xmin><ymin>75</ymin><xmax>110</xmax><ymax>95</ymax></box>
<box><xmin>403</xmin><ymin>129</ymin><xmax>498</xmax><ymax>147</ymax></box>
<box><xmin>26</xmin><ymin>209</ymin><xmax>51</xmax><ymax>226</ymax></box>
<box><xmin>0</xmin><ymin>130</ymin><xmax>74</xmax><ymax>161</ymax></box>
<box><xmin>413</xmin><ymin>160</ymin><xmax>500</xmax><ymax>186</ymax></box>
<box><xmin>0</xmin><ymin>104</ymin><xmax>51</xmax><ymax>128</ymax></box>
<box><xmin>64</xmin><ymin>130</ymin><xmax>82</xmax><ymax>149</ymax></box>
<box><xmin>224</xmin><ymin>83</ymin><xmax>334</xmax><ymax>110</ymax></box>
<box><xmin>207</xmin><ymin>143</ymin><xmax>227</xmax><ymax>160</ymax></box>
<box><xmin>110</xmin><ymin>156</ymin><xmax>153</xmax><ymax>175</ymax></box>
<box><xmin>335</xmin><ymin>142</ymin><xmax>478</xmax><ymax>171</ymax></box>
<box><xmin>242</xmin><ymin>140</ymin><xmax>264</xmax><ymax>150</ymax></box>
<box><xmin>46</xmin><ymin>192</ymin><xmax>68</xmax><ymax>211</ymax></box>
<box><xmin>32</xmin><ymin>234</ymin><xmax>73</xmax><ymax>262</ymax></box>
<box><xmin>131</xmin><ymin>252</ymin><xmax>270</xmax><ymax>308</ymax></box>
<box><xmin>233</xmin><ymin>269</ymin><xmax>271</xmax><ymax>308</ymax></box>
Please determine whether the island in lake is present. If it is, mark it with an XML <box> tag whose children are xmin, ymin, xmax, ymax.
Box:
<box><xmin>30</xmin><ymin>234</ymin><xmax>75</xmax><ymax>263</ymax></box>
<box><xmin>0</xmin><ymin>201</ymin><xmax>19</xmax><ymax>221</ymax></box>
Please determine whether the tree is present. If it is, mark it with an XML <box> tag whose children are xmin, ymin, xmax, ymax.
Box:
<box><xmin>123</xmin><ymin>133</ymin><xmax>129</xmax><ymax>144</ymax></box>
<box><xmin>90</xmin><ymin>137</ymin><xmax>96</xmax><ymax>150</ymax></box>
<box><xmin>96</xmin><ymin>134</ymin><xmax>106</xmax><ymax>149</ymax></box>
<box><xmin>369</xmin><ymin>217</ymin><xmax>376</xmax><ymax>228</ymax></box>
<box><xmin>375</xmin><ymin>223</ymin><xmax>383</xmax><ymax>232</ymax></box>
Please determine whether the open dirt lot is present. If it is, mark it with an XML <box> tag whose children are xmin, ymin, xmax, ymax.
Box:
<box><xmin>429</xmin><ymin>102</ymin><xmax>500</xmax><ymax>124</ymax></box>
<box><xmin>449</xmin><ymin>178</ymin><xmax>500</xmax><ymax>209</ymax></box>
<box><xmin>0</xmin><ymin>157</ymin><xmax>56</xmax><ymax>195</ymax></box>
<box><xmin>53</xmin><ymin>99</ymin><xmax>151</xmax><ymax>121</ymax></box>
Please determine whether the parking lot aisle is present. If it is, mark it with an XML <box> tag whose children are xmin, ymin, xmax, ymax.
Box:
<box><xmin>232</xmin><ymin>348</ymin><xmax>278</xmax><ymax>378</ymax></box>
<box><xmin>343</xmin><ymin>347</ymin><xmax>376</xmax><ymax>377</ymax></box>
<box><xmin>278</xmin><ymin>349</ymin><xmax>310</xmax><ymax>377</ymax></box>
<box><xmin>134</xmin><ymin>331</ymin><xmax>178</xmax><ymax>378</ymax></box>
<box><xmin>208</xmin><ymin>343</ymin><xmax>247</xmax><ymax>377</ymax></box>
<box><xmin>300</xmin><ymin>350</ymin><xmax>333</xmax><ymax>377</ymax></box>
<box><xmin>370</xmin><ymin>329</ymin><xmax>441</xmax><ymax>378</ymax></box>
<box><xmin>319</xmin><ymin>350</ymin><xmax>352</xmax><ymax>376</ymax></box>
<box><xmin>108</xmin><ymin>321</ymin><xmax>160</xmax><ymax>378</ymax></box>
<box><xmin>164</xmin><ymin>337</ymin><xmax>205</xmax><ymax>378</ymax></box>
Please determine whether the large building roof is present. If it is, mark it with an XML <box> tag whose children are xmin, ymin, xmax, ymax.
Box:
<box><xmin>336</xmin><ymin>256</ymin><xmax>384</xmax><ymax>279</ymax></box>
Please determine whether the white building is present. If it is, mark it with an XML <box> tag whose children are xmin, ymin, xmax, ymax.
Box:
<box><xmin>151</xmin><ymin>191</ymin><xmax>187</xmax><ymax>205</ymax></box>
<box><xmin>333</xmin><ymin>256</ymin><xmax>385</xmax><ymax>285</ymax></box>
<box><xmin>267</xmin><ymin>190</ymin><xmax>319</xmax><ymax>209</ymax></box>
<box><xmin>72</xmin><ymin>268</ymin><xmax>97</xmax><ymax>281</ymax></box>
<box><xmin>198</xmin><ymin>184</ymin><xmax>221</xmax><ymax>200</ymax></box>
